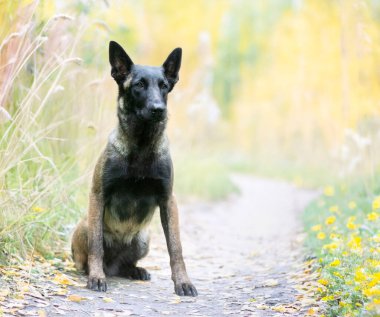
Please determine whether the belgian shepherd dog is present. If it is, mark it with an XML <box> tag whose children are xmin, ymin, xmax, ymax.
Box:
<box><xmin>71</xmin><ymin>41</ymin><xmax>197</xmax><ymax>296</ymax></box>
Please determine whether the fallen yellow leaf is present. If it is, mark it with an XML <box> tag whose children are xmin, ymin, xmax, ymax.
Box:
<box><xmin>67</xmin><ymin>294</ymin><xmax>86</xmax><ymax>302</ymax></box>
<box><xmin>272</xmin><ymin>306</ymin><xmax>286</xmax><ymax>312</ymax></box>
<box><xmin>53</xmin><ymin>274</ymin><xmax>76</xmax><ymax>286</ymax></box>
<box><xmin>55</xmin><ymin>288</ymin><xmax>68</xmax><ymax>296</ymax></box>
<box><xmin>307</xmin><ymin>307</ymin><xmax>316</xmax><ymax>315</ymax></box>
<box><xmin>103</xmin><ymin>297</ymin><xmax>114</xmax><ymax>303</ymax></box>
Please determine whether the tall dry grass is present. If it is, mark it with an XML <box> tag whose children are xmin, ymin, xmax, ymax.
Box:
<box><xmin>0</xmin><ymin>2</ymin><xmax>94</xmax><ymax>261</ymax></box>
<box><xmin>0</xmin><ymin>1</ymin><xmax>237</xmax><ymax>263</ymax></box>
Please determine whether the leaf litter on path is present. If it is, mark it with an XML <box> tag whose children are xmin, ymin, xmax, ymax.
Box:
<box><xmin>0</xmin><ymin>176</ymin><xmax>323</xmax><ymax>316</ymax></box>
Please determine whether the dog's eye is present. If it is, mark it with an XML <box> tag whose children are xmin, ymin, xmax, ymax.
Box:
<box><xmin>135</xmin><ymin>81</ymin><xmax>145</xmax><ymax>89</ymax></box>
<box><xmin>160</xmin><ymin>82</ymin><xmax>168</xmax><ymax>90</ymax></box>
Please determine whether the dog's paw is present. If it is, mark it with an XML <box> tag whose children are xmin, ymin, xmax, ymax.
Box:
<box><xmin>174</xmin><ymin>282</ymin><xmax>198</xmax><ymax>297</ymax></box>
<box><xmin>124</xmin><ymin>267</ymin><xmax>151</xmax><ymax>281</ymax></box>
<box><xmin>87</xmin><ymin>275</ymin><xmax>107</xmax><ymax>292</ymax></box>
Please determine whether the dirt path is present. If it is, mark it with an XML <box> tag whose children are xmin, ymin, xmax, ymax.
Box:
<box><xmin>1</xmin><ymin>175</ymin><xmax>319</xmax><ymax>316</ymax></box>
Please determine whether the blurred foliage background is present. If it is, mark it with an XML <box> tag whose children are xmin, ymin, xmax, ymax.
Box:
<box><xmin>1</xmin><ymin>0</ymin><xmax>380</xmax><ymax>260</ymax></box>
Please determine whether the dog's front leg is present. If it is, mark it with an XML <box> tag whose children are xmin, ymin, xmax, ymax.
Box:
<box><xmin>160</xmin><ymin>195</ymin><xmax>197</xmax><ymax>296</ymax></box>
<box><xmin>87</xmin><ymin>191</ymin><xmax>107</xmax><ymax>291</ymax></box>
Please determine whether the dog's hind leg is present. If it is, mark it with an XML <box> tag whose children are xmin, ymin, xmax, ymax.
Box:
<box><xmin>71</xmin><ymin>219</ymin><xmax>89</xmax><ymax>273</ymax></box>
<box><xmin>104</xmin><ymin>230</ymin><xmax>151</xmax><ymax>280</ymax></box>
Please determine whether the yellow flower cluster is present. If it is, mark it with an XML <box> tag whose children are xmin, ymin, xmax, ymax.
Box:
<box><xmin>367</xmin><ymin>212</ymin><xmax>379</xmax><ymax>222</ymax></box>
<box><xmin>311</xmin><ymin>194</ymin><xmax>380</xmax><ymax>316</ymax></box>
<box><xmin>317</xmin><ymin>232</ymin><xmax>326</xmax><ymax>240</ymax></box>
<box><xmin>325</xmin><ymin>216</ymin><xmax>336</xmax><ymax>225</ymax></box>
<box><xmin>329</xmin><ymin>259</ymin><xmax>341</xmax><ymax>267</ymax></box>
<box><xmin>346</xmin><ymin>216</ymin><xmax>357</xmax><ymax>230</ymax></box>
<box><xmin>323</xmin><ymin>186</ymin><xmax>335</xmax><ymax>197</ymax></box>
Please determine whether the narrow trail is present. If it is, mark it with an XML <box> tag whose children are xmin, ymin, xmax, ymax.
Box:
<box><xmin>2</xmin><ymin>175</ymin><xmax>319</xmax><ymax>316</ymax></box>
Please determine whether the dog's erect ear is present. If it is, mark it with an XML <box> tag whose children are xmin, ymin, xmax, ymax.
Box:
<box><xmin>109</xmin><ymin>41</ymin><xmax>134</xmax><ymax>84</ymax></box>
<box><xmin>162</xmin><ymin>48</ymin><xmax>182</xmax><ymax>92</ymax></box>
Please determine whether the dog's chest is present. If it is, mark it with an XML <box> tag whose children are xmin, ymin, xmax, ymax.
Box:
<box><xmin>101</xmin><ymin>153</ymin><xmax>171</xmax><ymax>245</ymax></box>
<box><xmin>103</xmin><ymin>202</ymin><xmax>155</xmax><ymax>246</ymax></box>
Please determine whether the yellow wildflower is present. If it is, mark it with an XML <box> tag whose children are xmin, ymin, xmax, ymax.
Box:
<box><xmin>372</xmin><ymin>197</ymin><xmax>380</xmax><ymax>210</ymax></box>
<box><xmin>325</xmin><ymin>216</ymin><xmax>336</xmax><ymax>225</ymax></box>
<box><xmin>367</xmin><ymin>259</ymin><xmax>380</xmax><ymax>267</ymax></box>
<box><xmin>329</xmin><ymin>259</ymin><xmax>341</xmax><ymax>267</ymax></box>
<box><xmin>32</xmin><ymin>206</ymin><xmax>46</xmax><ymax>213</ymax></box>
<box><xmin>317</xmin><ymin>232</ymin><xmax>326</xmax><ymax>240</ymax></box>
<box><xmin>367</xmin><ymin>212</ymin><xmax>379</xmax><ymax>222</ymax></box>
<box><xmin>370</xmin><ymin>272</ymin><xmax>380</xmax><ymax>283</ymax></box>
<box><xmin>350</xmin><ymin>235</ymin><xmax>361</xmax><ymax>245</ymax></box>
<box><xmin>348</xmin><ymin>235</ymin><xmax>362</xmax><ymax>252</ymax></box>
<box><xmin>355</xmin><ymin>268</ymin><xmax>367</xmax><ymax>283</ymax></box>
<box><xmin>311</xmin><ymin>224</ymin><xmax>322</xmax><ymax>232</ymax></box>
<box><xmin>347</xmin><ymin>217</ymin><xmax>357</xmax><ymax>230</ymax></box>
<box><xmin>318</xmin><ymin>278</ymin><xmax>329</xmax><ymax>286</ymax></box>
<box><xmin>323</xmin><ymin>242</ymin><xmax>338</xmax><ymax>250</ymax></box>
<box><xmin>330</xmin><ymin>233</ymin><xmax>340</xmax><ymax>239</ymax></box>
<box><xmin>321</xmin><ymin>295</ymin><xmax>335</xmax><ymax>301</ymax></box>
<box><xmin>368</xmin><ymin>278</ymin><xmax>379</xmax><ymax>288</ymax></box>
<box><xmin>324</xmin><ymin>186</ymin><xmax>335</xmax><ymax>197</ymax></box>
<box><xmin>363</xmin><ymin>287</ymin><xmax>380</xmax><ymax>297</ymax></box>
<box><xmin>348</xmin><ymin>201</ymin><xmax>357</xmax><ymax>209</ymax></box>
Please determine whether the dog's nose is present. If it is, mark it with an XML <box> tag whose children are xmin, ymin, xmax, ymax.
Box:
<box><xmin>150</xmin><ymin>103</ymin><xmax>165</xmax><ymax>116</ymax></box>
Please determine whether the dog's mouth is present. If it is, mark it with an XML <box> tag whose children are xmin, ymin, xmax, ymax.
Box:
<box><xmin>151</xmin><ymin>112</ymin><xmax>167</xmax><ymax>122</ymax></box>
<box><xmin>137</xmin><ymin>110</ymin><xmax>167</xmax><ymax>123</ymax></box>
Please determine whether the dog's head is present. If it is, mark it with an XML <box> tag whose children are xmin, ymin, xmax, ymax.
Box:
<box><xmin>109</xmin><ymin>41</ymin><xmax>181</xmax><ymax>123</ymax></box>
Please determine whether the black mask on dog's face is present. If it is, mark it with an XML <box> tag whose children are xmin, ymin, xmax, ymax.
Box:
<box><xmin>109</xmin><ymin>41</ymin><xmax>182</xmax><ymax>122</ymax></box>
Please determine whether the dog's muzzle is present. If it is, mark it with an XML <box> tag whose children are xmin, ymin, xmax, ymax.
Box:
<box><xmin>149</xmin><ymin>103</ymin><xmax>167</xmax><ymax>121</ymax></box>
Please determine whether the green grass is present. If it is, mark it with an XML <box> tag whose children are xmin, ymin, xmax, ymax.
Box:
<box><xmin>0</xmin><ymin>111</ymin><xmax>87</xmax><ymax>262</ymax></box>
<box><xmin>0</xmin><ymin>20</ymin><xmax>239</xmax><ymax>263</ymax></box>
<box><xmin>227</xmin><ymin>153</ymin><xmax>333</xmax><ymax>188</ymax></box>
<box><xmin>0</xmin><ymin>8</ymin><xmax>91</xmax><ymax>263</ymax></box>
<box><xmin>303</xmin><ymin>176</ymin><xmax>380</xmax><ymax>316</ymax></box>
<box><xmin>174</xmin><ymin>150</ymin><xmax>239</xmax><ymax>201</ymax></box>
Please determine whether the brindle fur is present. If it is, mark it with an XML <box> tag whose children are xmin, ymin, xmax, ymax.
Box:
<box><xmin>71</xmin><ymin>41</ymin><xmax>197</xmax><ymax>296</ymax></box>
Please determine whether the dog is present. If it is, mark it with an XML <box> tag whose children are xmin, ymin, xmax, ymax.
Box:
<box><xmin>71</xmin><ymin>41</ymin><xmax>197</xmax><ymax>297</ymax></box>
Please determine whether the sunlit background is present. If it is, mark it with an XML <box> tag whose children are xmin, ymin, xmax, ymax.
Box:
<box><xmin>1</xmin><ymin>0</ymin><xmax>380</xmax><ymax>261</ymax></box>
<box><xmin>2</xmin><ymin>1</ymin><xmax>380</xmax><ymax>314</ymax></box>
